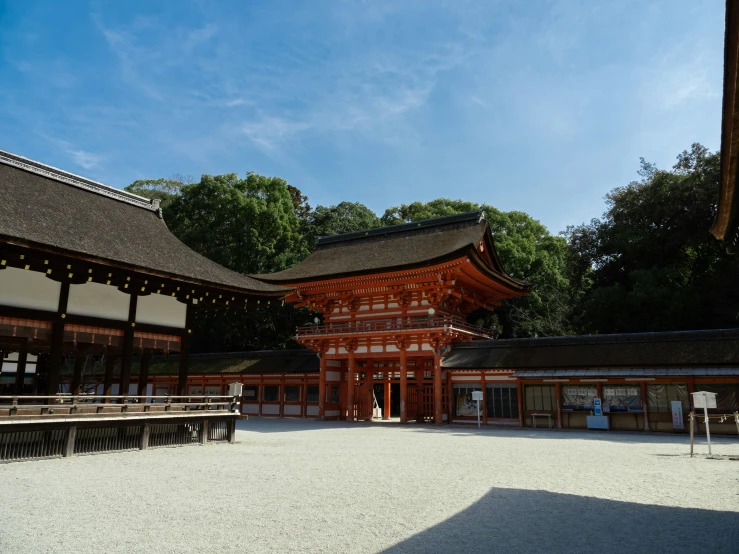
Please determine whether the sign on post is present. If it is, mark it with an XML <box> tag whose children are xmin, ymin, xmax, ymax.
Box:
<box><xmin>671</xmin><ymin>401</ymin><xmax>684</xmax><ymax>430</ymax></box>
<box><xmin>472</xmin><ymin>391</ymin><xmax>483</xmax><ymax>429</ymax></box>
<box><xmin>691</xmin><ymin>391</ymin><xmax>718</xmax><ymax>455</ymax></box>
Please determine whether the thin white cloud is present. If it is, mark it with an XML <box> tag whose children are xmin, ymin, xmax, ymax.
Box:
<box><xmin>68</xmin><ymin>149</ymin><xmax>102</xmax><ymax>170</ymax></box>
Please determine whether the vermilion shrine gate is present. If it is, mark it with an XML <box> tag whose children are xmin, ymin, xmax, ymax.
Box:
<box><xmin>255</xmin><ymin>212</ymin><xmax>530</xmax><ymax>423</ymax></box>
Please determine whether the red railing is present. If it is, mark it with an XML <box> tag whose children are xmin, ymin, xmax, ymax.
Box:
<box><xmin>296</xmin><ymin>316</ymin><xmax>493</xmax><ymax>339</ymax></box>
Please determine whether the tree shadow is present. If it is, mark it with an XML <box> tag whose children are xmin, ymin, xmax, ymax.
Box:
<box><xmin>380</xmin><ymin>488</ymin><xmax>739</xmax><ymax>554</ymax></box>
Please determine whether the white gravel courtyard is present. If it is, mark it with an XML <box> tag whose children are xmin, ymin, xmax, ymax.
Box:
<box><xmin>1</xmin><ymin>419</ymin><xmax>738</xmax><ymax>554</ymax></box>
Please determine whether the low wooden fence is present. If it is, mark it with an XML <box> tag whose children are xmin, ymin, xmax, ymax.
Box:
<box><xmin>0</xmin><ymin>395</ymin><xmax>240</xmax><ymax>463</ymax></box>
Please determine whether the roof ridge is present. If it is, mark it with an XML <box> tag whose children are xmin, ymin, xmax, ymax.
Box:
<box><xmin>0</xmin><ymin>149</ymin><xmax>161</xmax><ymax>214</ymax></box>
<box><xmin>317</xmin><ymin>210</ymin><xmax>484</xmax><ymax>246</ymax></box>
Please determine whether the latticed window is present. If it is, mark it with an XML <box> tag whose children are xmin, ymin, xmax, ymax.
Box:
<box><xmin>306</xmin><ymin>385</ymin><xmax>319</xmax><ymax>403</ymax></box>
<box><xmin>486</xmin><ymin>384</ymin><xmax>518</xmax><ymax>419</ymax></box>
<box><xmin>525</xmin><ymin>385</ymin><xmax>556</xmax><ymax>411</ymax></box>
<box><xmin>453</xmin><ymin>384</ymin><xmax>481</xmax><ymax>417</ymax></box>
<box><xmin>263</xmin><ymin>385</ymin><xmax>279</xmax><ymax>402</ymax></box>
<box><xmin>284</xmin><ymin>386</ymin><xmax>301</xmax><ymax>402</ymax></box>
<box><xmin>242</xmin><ymin>385</ymin><xmax>259</xmax><ymax>400</ymax></box>
<box><xmin>695</xmin><ymin>384</ymin><xmax>739</xmax><ymax>411</ymax></box>
<box><xmin>647</xmin><ymin>384</ymin><xmax>689</xmax><ymax>413</ymax></box>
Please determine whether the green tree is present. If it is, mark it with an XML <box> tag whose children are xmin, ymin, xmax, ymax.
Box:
<box><xmin>565</xmin><ymin>143</ymin><xmax>739</xmax><ymax>333</ymax></box>
<box><xmin>166</xmin><ymin>172</ymin><xmax>309</xmax><ymax>274</ymax></box>
<box><xmin>305</xmin><ymin>201</ymin><xmax>382</xmax><ymax>246</ymax></box>
<box><xmin>124</xmin><ymin>175</ymin><xmax>192</xmax><ymax>215</ymax></box>
<box><xmin>382</xmin><ymin>199</ymin><xmax>572</xmax><ymax>337</ymax></box>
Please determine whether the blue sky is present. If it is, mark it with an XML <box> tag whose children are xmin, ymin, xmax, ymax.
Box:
<box><xmin>0</xmin><ymin>0</ymin><xmax>724</xmax><ymax>234</ymax></box>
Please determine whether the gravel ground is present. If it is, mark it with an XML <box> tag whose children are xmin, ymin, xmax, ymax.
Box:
<box><xmin>1</xmin><ymin>419</ymin><xmax>738</xmax><ymax>554</ymax></box>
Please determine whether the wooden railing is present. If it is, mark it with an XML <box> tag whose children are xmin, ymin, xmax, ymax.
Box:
<box><xmin>0</xmin><ymin>395</ymin><xmax>239</xmax><ymax>417</ymax></box>
<box><xmin>296</xmin><ymin>316</ymin><xmax>493</xmax><ymax>339</ymax></box>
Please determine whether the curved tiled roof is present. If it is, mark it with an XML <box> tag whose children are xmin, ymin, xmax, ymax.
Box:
<box><xmin>254</xmin><ymin>211</ymin><xmax>529</xmax><ymax>290</ymax></box>
<box><xmin>0</xmin><ymin>150</ymin><xmax>287</xmax><ymax>295</ymax></box>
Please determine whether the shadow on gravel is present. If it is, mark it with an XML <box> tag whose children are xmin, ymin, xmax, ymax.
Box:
<box><xmin>380</xmin><ymin>488</ymin><xmax>739</xmax><ymax>554</ymax></box>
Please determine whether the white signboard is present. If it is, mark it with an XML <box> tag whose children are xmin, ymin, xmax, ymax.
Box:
<box><xmin>671</xmin><ymin>401</ymin><xmax>684</xmax><ymax>429</ymax></box>
<box><xmin>692</xmin><ymin>391</ymin><xmax>717</xmax><ymax>409</ymax></box>
<box><xmin>604</xmin><ymin>388</ymin><xmax>640</xmax><ymax>397</ymax></box>
<box><xmin>471</xmin><ymin>391</ymin><xmax>483</xmax><ymax>401</ymax></box>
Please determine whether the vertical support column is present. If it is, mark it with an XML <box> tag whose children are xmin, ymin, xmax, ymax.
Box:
<box><xmin>555</xmin><ymin>382</ymin><xmax>563</xmax><ymax>429</ymax></box>
<box><xmin>383</xmin><ymin>371</ymin><xmax>391</xmax><ymax>420</ymax></box>
<box><xmin>279</xmin><ymin>375</ymin><xmax>285</xmax><ymax>418</ymax></box>
<box><xmin>447</xmin><ymin>370</ymin><xmax>453</xmax><ymax>423</ymax></box>
<box><xmin>120</xmin><ymin>294</ymin><xmax>138</xmax><ymax>402</ymax></box>
<box><xmin>640</xmin><ymin>381</ymin><xmax>650</xmax><ymax>431</ymax></box>
<box><xmin>346</xmin><ymin>348</ymin><xmax>356</xmax><ymax>421</ymax></box>
<box><xmin>399</xmin><ymin>347</ymin><xmax>408</xmax><ymax>423</ymax></box>
<box><xmin>481</xmin><ymin>372</ymin><xmax>488</xmax><ymax>426</ymax></box>
<box><xmin>433</xmin><ymin>349</ymin><xmax>442</xmax><ymax>425</ymax></box>
<box><xmin>140</xmin><ymin>422</ymin><xmax>151</xmax><ymax>450</ymax></box>
<box><xmin>302</xmin><ymin>375</ymin><xmax>308</xmax><ymax>418</ymax></box>
<box><xmin>137</xmin><ymin>349</ymin><xmax>151</xmax><ymax>399</ymax></box>
<box><xmin>365</xmin><ymin>361</ymin><xmax>373</xmax><ymax>420</ymax></box>
<box><xmin>103</xmin><ymin>347</ymin><xmax>115</xmax><ymax>403</ymax></box>
<box><xmin>64</xmin><ymin>424</ymin><xmax>77</xmax><ymax>457</ymax></box>
<box><xmin>177</xmin><ymin>303</ymin><xmax>192</xmax><ymax>397</ymax></box>
<box><xmin>13</xmin><ymin>339</ymin><xmax>28</xmax><ymax>395</ymax></box>
<box><xmin>71</xmin><ymin>346</ymin><xmax>84</xmax><ymax>396</ymax></box>
<box><xmin>415</xmin><ymin>368</ymin><xmax>424</xmax><ymax>423</ymax></box>
<box><xmin>516</xmin><ymin>377</ymin><xmax>524</xmax><ymax>427</ymax></box>
<box><xmin>318</xmin><ymin>353</ymin><xmax>327</xmax><ymax>419</ymax></box>
<box><xmin>47</xmin><ymin>282</ymin><xmax>70</xmax><ymax>403</ymax></box>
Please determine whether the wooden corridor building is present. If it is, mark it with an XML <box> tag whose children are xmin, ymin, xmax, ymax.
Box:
<box><xmin>0</xmin><ymin>150</ymin><xmax>286</xmax><ymax>400</ymax></box>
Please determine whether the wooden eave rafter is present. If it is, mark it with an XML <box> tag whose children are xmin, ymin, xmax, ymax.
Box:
<box><xmin>712</xmin><ymin>0</ymin><xmax>739</xmax><ymax>245</ymax></box>
<box><xmin>0</xmin><ymin>241</ymin><xmax>285</xmax><ymax>315</ymax></box>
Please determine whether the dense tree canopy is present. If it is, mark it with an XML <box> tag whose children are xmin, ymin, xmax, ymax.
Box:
<box><xmin>566</xmin><ymin>144</ymin><xmax>738</xmax><ymax>334</ymax></box>
<box><xmin>383</xmin><ymin>199</ymin><xmax>571</xmax><ymax>338</ymax></box>
<box><xmin>304</xmin><ymin>201</ymin><xmax>382</xmax><ymax>246</ymax></box>
<box><xmin>127</xmin><ymin>142</ymin><xmax>732</xmax><ymax>351</ymax></box>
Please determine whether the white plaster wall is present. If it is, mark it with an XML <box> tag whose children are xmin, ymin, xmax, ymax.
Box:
<box><xmin>242</xmin><ymin>403</ymin><xmax>259</xmax><ymax>414</ymax></box>
<box><xmin>262</xmin><ymin>405</ymin><xmax>279</xmax><ymax>415</ymax></box>
<box><xmin>325</xmin><ymin>409</ymin><xmax>340</xmax><ymax>417</ymax></box>
<box><xmin>326</xmin><ymin>370</ymin><xmax>341</xmax><ymax>382</ymax></box>
<box><xmin>136</xmin><ymin>293</ymin><xmax>187</xmax><ymax>328</ymax></box>
<box><xmin>370</xmin><ymin>346</ymin><xmax>383</xmax><ymax>353</ymax></box>
<box><xmin>67</xmin><ymin>281</ymin><xmax>129</xmax><ymax>320</ymax></box>
<box><xmin>326</xmin><ymin>360</ymin><xmax>342</xmax><ymax>368</ymax></box>
<box><xmin>452</xmin><ymin>375</ymin><xmax>484</xmax><ymax>382</ymax></box>
<box><xmin>0</xmin><ymin>267</ymin><xmax>60</xmax><ymax>312</ymax></box>
<box><xmin>306</xmin><ymin>405</ymin><xmax>319</xmax><ymax>416</ymax></box>
<box><xmin>284</xmin><ymin>405</ymin><xmax>301</xmax><ymax>416</ymax></box>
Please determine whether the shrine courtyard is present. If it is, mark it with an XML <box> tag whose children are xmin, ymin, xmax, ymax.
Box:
<box><xmin>1</xmin><ymin>420</ymin><xmax>738</xmax><ymax>554</ymax></box>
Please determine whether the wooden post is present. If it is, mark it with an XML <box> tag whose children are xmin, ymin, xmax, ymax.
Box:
<box><xmin>71</xmin><ymin>346</ymin><xmax>84</xmax><ymax>396</ymax></box>
<box><xmin>447</xmin><ymin>370</ymin><xmax>453</xmax><ymax>423</ymax></box>
<box><xmin>734</xmin><ymin>411</ymin><xmax>739</xmax><ymax>436</ymax></box>
<box><xmin>383</xmin><ymin>371</ymin><xmax>391</xmax><ymax>420</ymax></box>
<box><xmin>201</xmin><ymin>419</ymin><xmax>209</xmax><ymax>445</ymax></box>
<box><xmin>516</xmin><ymin>377</ymin><xmax>524</xmax><ymax>427</ymax></box>
<box><xmin>137</xmin><ymin>350</ymin><xmax>151</xmax><ymax>399</ymax></box>
<box><xmin>13</xmin><ymin>339</ymin><xmax>27</xmax><ymax>395</ymax></box>
<box><xmin>177</xmin><ymin>304</ymin><xmax>192</xmax><ymax>397</ymax></box>
<box><xmin>689</xmin><ymin>412</ymin><xmax>694</xmax><ymax>456</ymax></box>
<box><xmin>555</xmin><ymin>381</ymin><xmax>562</xmax><ymax>429</ymax></box>
<box><xmin>46</xmin><ymin>282</ymin><xmax>69</xmax><ymax>402</ymax></box>
<box><xmin>279</xmin><ymin>376</ymin><xmax>285</xmax><ymax>418</ymax></box>
<box><xmin>415</xmin><ymin>367</ymin><xmax>424</xmax><ymax>423</ymax></box>
<box><xmin>140</xmin><ymin>422</ymin><xmax>151</xmax><ymax>450</ymax></box>
<box><xmin>346</xmin><ymin>349</ymin><xmax>355</xmax><ymax>421</ymax></box>
<box><xmin>365</xmin><ymin>361</ymin><xmax>373</xmax><ymax>420</ymax></box>
<box><xmin>640</xmin><ymin>381</ymin><xmax>650</xmax><ymax>431</ymax></box>
<box><xmin>64</xmin><ymin>424</ymin><xmax>77</xmax><ymax>458</ymax></box>
<box><xmin>103</xmin><ymin>348</ymin><xmax>115</xmax><ymax>403</ymax></box>
<box><xmin>319</xmin><ymin>353</ymin><xmax>328</xmax><ymax>419</ymax></box>
<box><xmin>399</xmin><ymin>348</ymin><xmax>408</xmax><ymax>423</ymax></box>
<box><xmin>120</xmin><ymin>295</ymin><xmax>137</xmax><ymax>401</ymax></box>
<box><xmin>481</xmin><ymin>372</ymin><xmax>487</xmax><ymax>426</ymax></box>
<box><xmin>302</xmin><ymin>375</ymin><xmax>308</xmax><ymax>418</ymax></box>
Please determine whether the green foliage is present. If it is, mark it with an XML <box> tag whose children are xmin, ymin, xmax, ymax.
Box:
<box><xmin>305</xmin><ymin>202</ymin><xmax>382</xmax><ymax>246</ymax></box>
<box><xmin>565</xmin><ymin>143</ymin><xmax>739</xmax><ymax>333</ymax></box>
<box><xmin>382</xmin><ymin>199</ymin><xmax>573</xmax><ymax>338</ymax></box>
<box><xmin>165</xmin><ymin>173</ymin><xmax>309</xmax><ymax>275</ymax></box>
<box><xmin>124</xmin><ymin>175</ymin><xmax>191</xmax><ymax>214</ymax></box>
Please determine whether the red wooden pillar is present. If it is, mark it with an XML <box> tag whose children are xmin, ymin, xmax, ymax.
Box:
<box><xmin>640</xmin><ymin>381</ymin><xmax>650</xmax><ymax>431</ymax></box>
<box><xmin>481</xmin><ymin>372</ymin><xmax>487</xmax><ymax>426</ymax></box>
<box><xmin>415</xmin><ymin>367</ymin><xmax>424</xmax><ymax>423</ymax></box>
<box><xmin>447</xmin><ymin>370</ymin><xmax>453</xmax><ymax>423</ymax></box>
<box><xmin>383</xmin><ymin>371</ymin><xmax>391</xmax><ymax>420</ymax></box>
<box><xmin>516</xmin><ymin>377</ymin><xmax>524</xmax><ymax>427</ymax></box>
<box><xmin>318</xmin><ymin>354</ymin><xmax>327</xmax><ymax>419</ymax></box>
<box><xmin>346</xmin><ymin>348</ymin><xmax>356</xmax><ymax>421</ymax></box>
<box><xmin>302</xmin><ymin>375</ymin><xmax>308</xmax><ymax>418</ymax></box>
<box><xmin>433</xmin><ymin>349</ymin><xmax>442</xmax><ymax>424</ymax></box>
<box><xmin>555</xmin><ymin>381</ymin><xmax>563</xmax><ymax>429</ymax></box>
<box><xmin>399</xmin><ymin>348</ymin><xmax>408</xmax><ymax>423</ymax></box>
